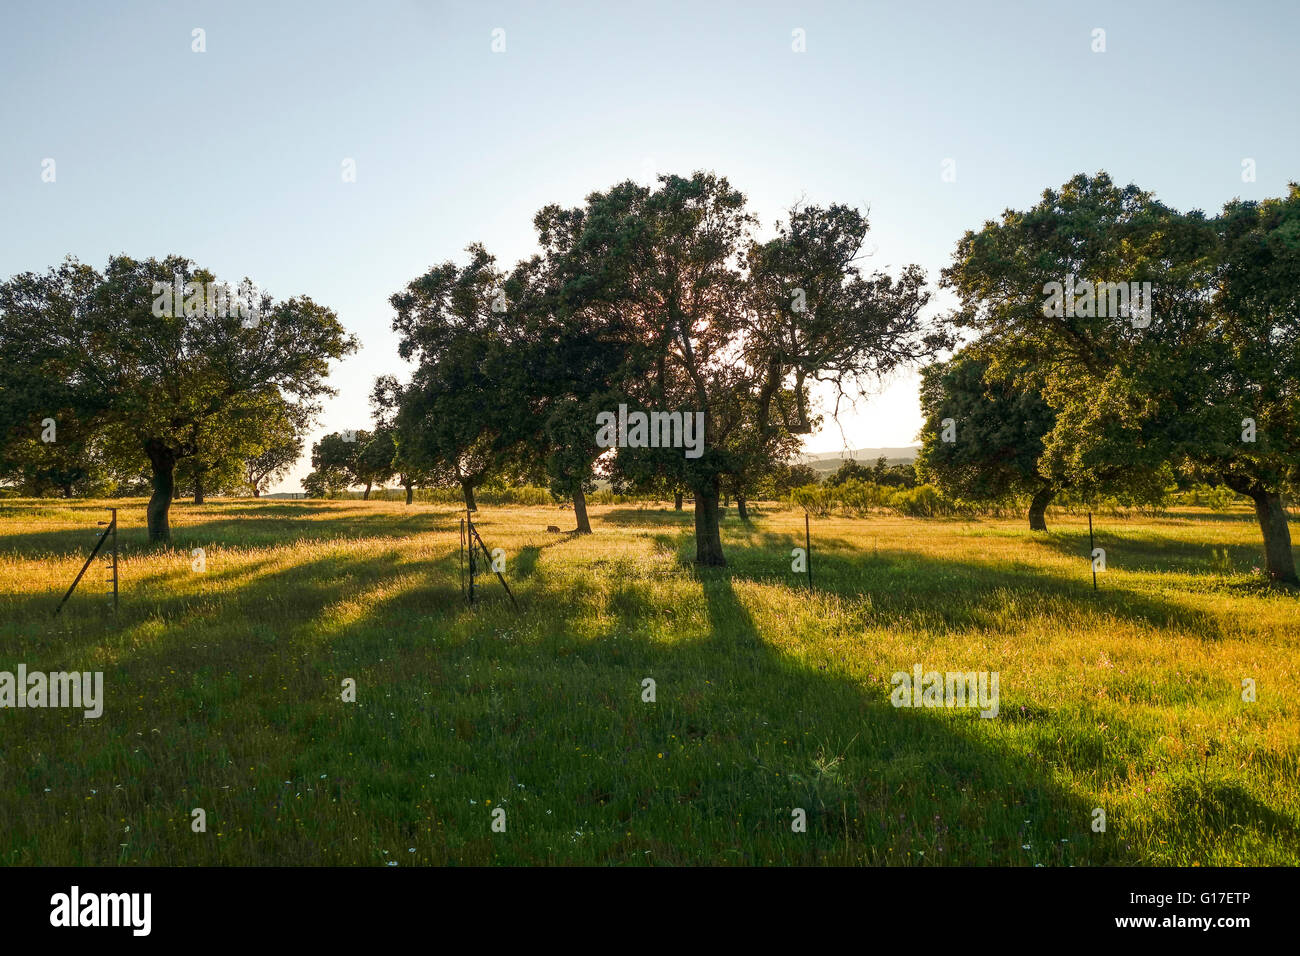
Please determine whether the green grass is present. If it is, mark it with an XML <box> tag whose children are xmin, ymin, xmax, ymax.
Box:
<box><xmin>0</xmin><ymin>497</ymin><xmax>1297</xmax><ymax>865</ymax></box>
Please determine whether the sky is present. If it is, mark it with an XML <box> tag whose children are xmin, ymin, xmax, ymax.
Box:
<box><xmin>2</xmin><ymin>0</ymin><xmax>1297</xmax><ymax>491</ymax></box>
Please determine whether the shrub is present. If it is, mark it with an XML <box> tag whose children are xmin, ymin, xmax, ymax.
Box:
<box><xmin>790</xmin><ymin>483</ymin><xmax>834</xmax><ymax>517</ymax></box>
<box><xmin>1185</xmin><ymin>484</ymin><xmax>1242</xmax><ymax>512</ymax></box>
<box><xmin>887</xmin><ymin>484</ymin><xmax>963</xmax><ymax>518</ymax></box>
<box><xmin>835</xmin><ymin>477</ymin><xmax>891</xmax><ymax>516</ymax></box>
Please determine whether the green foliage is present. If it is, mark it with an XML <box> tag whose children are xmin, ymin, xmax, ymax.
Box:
<box><xmin>942</xmin><ymin>173</ymin><xmax>1300</xmax><ymax>581</ymax></box>
<box><xmin>826</xmin><ymin>459</ymin><xmax>870</xmax><ymax>487</ymax></box>
<box><xmin>302</xmin><ymin>468</ymin><xmax>348</xmax><ymax>499</ymax></box>
<box><xmin>887</xmin><ymin>484</ymin><xmax>957</xmax><ymax>518</ymax></box>
<box><xmin>1184</xmin><ymin>484</ymin><xmax>1245</xmax><ymax>512</ymax></box>
<box><xmin>790</xmin><ymin>483</ymin><xmax>835</xmax><ymax>516</ymax></box>
<box><xmin>244</xmin><ymin>402</ymin><xmax>310</xmax><ymax>497</ymax></box>
<box><xmin>917</xmin><ymin>352</ymin><xmax>1056</xmax><ymax>501</ymax></box>
<box><xmin>412</xmin><ymin>172</ymin><xmax>947</xmax><ymax>564</ymax></box>
<box><xmin>0</xmin><ymin>255</ymin><xmax>354</xmax><ymax>539</ymax></box>
<box><xmin>386</xmin><ymin>484</ymin><xmax>554</xmax><ymax>507</ymax></box>
<box><xmin>767</xmin><ymin>461</ymin><xmax>821</xmax><ymax>497</ymax></box>
<box><xmin>0</xmin><ymin>420</ymin><xmax>113</xmax><ymax>497</ymax></box>
<box><xmin>834</xmin><ymin>477</ymin><xmax>893</xmax><ymax>515</ymax></box>
<box><xmin>354</xmin><ymin>428</ymin><xmax>398</xmax><ymax>494</ymax></box>
<box><xmin>389</xmin><ymin>247</ymin><xmax>538</xmax><ymax>506</ymax></box>
<box><xmin>307</xmin><ymin>429</ymin><xmax>398</xmax><ymax>498</ymax></box>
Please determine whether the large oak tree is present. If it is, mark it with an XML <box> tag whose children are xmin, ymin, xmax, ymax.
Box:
<box><xmin>943</xmin><ymin>174</ymin><xmax>1299</xmax><ymax>583</ymax></box>
<box><xmin>388</xmin><ymin>173</ymin><xmax>945</xmax><ymax>565</ymax></box>
<box><xmin>557</xmin><ymin>174</ymin><xmax>944</xmax><ymax>564</ymax></box>
<box><xmin>0</xmin><ymin>255</ymin><xmax>355</xmax><ymax>540</ymax></box>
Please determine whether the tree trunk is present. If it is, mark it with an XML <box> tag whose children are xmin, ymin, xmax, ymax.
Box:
<box><xmin>462</xmin><ymin>481</ymin><xmax>477</xmax><ymax>512</ymax></box>
<box><xmin>1028</xmin><ymin>487</ymin><xmax>1053</xmax><ymax>532</ymax></box>
<box><xmin>569</xmin><ymin>489</ymin><xmax>590</xmax><ymax>535</ymax></box>
<box><xmin>252</xmin><ymin>485</ymin><xmax>260</xmax><ymax>498</ymax></box>
<box><xmin>693</xmin><ymin>479</ymin><xmax>726</xmax><ymax>566</ymax></box>
<box><xmin>194</xmin><ymin>469</ymin><xmax>206</xmax><ymax>505</ymax></box>
<box><xmin>145</xmin><ymin>444</ymin><xmax>176</xmax><ymax>543</ymax></box>
<box><xmin>62</xmin><ymin>483</ymin><xmax>74</xmax><ymax>499</ymax></box>
<box><xmin>404</xmin><ymin>482</ymin><xmax>414</xmax><ymax>505</ymax></box>
<box><xmin>737</xmin><ymin>494</ymin><xmax>749</xmax><ymax>521</ymax></box>
<box><xmin>674</xmin><ymin>492</ymin><xmax>683</xmax><ymax>511</ymax></box>
<box><xmin>1251</xmin><ymin>489</ymin><xmax>1297</xmax><ymax>584</ymax></box>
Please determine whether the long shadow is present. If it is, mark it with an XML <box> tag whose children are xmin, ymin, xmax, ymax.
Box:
<box><xmin>1148</xmin><ymin>511</ymin><xmax>1260</xmax><ymax>524</ymax></box>
<box><xmin>3</xmin><ymin>508</ymin><xmax>1252</xmax><ymax>654</ymax></box>
<box><xmin>0</xmin><ymin>496</ymin><xmax>486</xmax><ymax>556</ymax></box>
<box><xmin>1029</xmin><ymin>525</ymin><xmax>1281</xmax><ymax>577</ymax></box>
<box><xmin>512</xmin><ymin>533</ymin><xmax>583</xmax><ymax>580</ymax></box>
<box><xmin>3</xmin><ymin>504</ymin><xmax>1294</xmax><ymax>865</ymax></box>
<box><xmin>597</xmin><ymin>507</ymin><xmax>698</xmax><ymax>528</ymax></box>
<box><xmin>0</xmin><ymin>510</ymin><xmax>460</xmax><ymax>558</ymax></box>
<box><xmin>476</xmin><ymin>565</ymin><xmax>1297</xmax><ymax>865</ymax></box>
<box><xmin>635</xmin><ymin>527</ymin><xmax>1296</xmax><ymax>863</ymax></box>
<box><xmin>672</xmin><ymin>567</ymin><xmax>1098</xmax><ymax>864</ymax></box>
<box><xmin>264</xmin><ymin>557</ymin><xmax>1120</xmax><ymax>864</ymax></box>
<box><xmin>652</xmin><ymin>525</ymin><xmax>1235</xmax><ymax>640</ymax></box>
<box><xmin>3</xmin><ymin>545</ymin><xmax>453</xmax><ymax>665</ymax></box>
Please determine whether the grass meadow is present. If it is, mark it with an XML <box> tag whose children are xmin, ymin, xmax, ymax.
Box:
<box><xmin>0</xmin><ymin>497</ymin><xmax>1297</xmax><ymax>866</ymax></box>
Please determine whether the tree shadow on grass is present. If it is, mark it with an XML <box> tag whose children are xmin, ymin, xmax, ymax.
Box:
<box><xmin>620</xmin><ymin>534</ymin><xmax>1296</xmax><ymax>864</ymax></box>
<box><xmin>650</xmin><ymin>525</ymin><xmax>1235</xmax><ymax>641</ymax></box>
<box><xmin>597</xmin><ymin>508</ymin><xmax>698</xmax><ymax>529</ymax></box>
<box><xmin>0</xmin><ymin>496</ymin><xmax>511</xmax><ymax>558</ymax></box>
<box><xmin>292</xmin><ymin>564</ymin><xmax>1129</xmax><ymax>865</ymax></box>
<box><xmin>468</xmin><ymin>567</ymin><xmax>1292</xmax><ymax>865</ymax></box>
<box><xmin>3</xmin><ymin>508</ymin><xmax>1295</xmax><ymax>866</ymax></box>
<box><xmin>0</xmin><ymin>510</ymin><xmax>454</xmax><ymax>558</ymax></box>
<box><xmin>0</xmin><ymin>500</ymin><xmax>721</xmax><ymax>557</ymax></box>
<box><xmin>513</xmin><ymin>533</ymin><xmax>584</xmax><ymax>580</ymax></box>
<box><xmin>671</xmin><ymin>567</ymin><xmax>1101</xmax><ymax>864</ymax></box>
<box><xmin>1027</xmin><ymin>526</ymin><xmax>1277</xmax><ymax>577</ymax></box>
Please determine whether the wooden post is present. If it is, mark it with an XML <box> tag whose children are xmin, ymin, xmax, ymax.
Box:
<box><xmin>805</xmin><ymin>511</ymin><xmax>813</xmax><ymax>590</ymax></box>
<box><xmin>55</xmin><ymin>509</ymin><xmax>113</xmax><ymax>617</ymax></box>
<box><xmin>110</xmin><ymin>507</ymin><xmax>118</xmax><ymax>611</ymax></box>
<box><xmin>467</xmin><ymin>510</ymin><xmax>476</xmax><ymax>604</ymax></box>
<box><xmin>1088</xmin><ymin>512</ymin><xmax>1097</xmax><ymax>591</ymax></box>
<box><xmin>472</xmin><ymin>527</ymin><xmax>519</xmax><ymax>610</ymax></box>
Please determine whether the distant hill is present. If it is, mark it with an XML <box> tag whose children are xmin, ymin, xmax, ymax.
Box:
<box><xmin>799</xmin><ymin>446</ymin><xmax>919</xmax><ymax>475</ymax></box>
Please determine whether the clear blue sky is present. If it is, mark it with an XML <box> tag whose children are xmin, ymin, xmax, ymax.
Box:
<box><xmin>3</xmin><ymin>0</ymin><xmax>1296</xmax><ymax>490</ymax></box>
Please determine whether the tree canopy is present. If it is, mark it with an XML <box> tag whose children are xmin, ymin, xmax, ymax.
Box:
<box><xmin>385</xmin><ymin>173</ymin><xmax>945</xmax><ymax>564</ymax></box>
<box><xmin>917</xmin><ymin>352</ymin><xmax>1059</xmax><ymax>529</ymax></box>
<box><xmin>0</xmin><ymin>255</ymin><xmax>354</xmax><ymax>539</ymax></box>
<box><xmin>942</xmin><ymin>174</ymin><xmax>1299</xmax><ymax>581</ymax></box>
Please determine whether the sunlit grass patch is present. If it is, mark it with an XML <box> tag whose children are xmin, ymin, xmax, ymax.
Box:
<box><xmin>0</xmin><ymin>497</ymin><xmax>1295</xmax><ymax>865</ymax></box>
